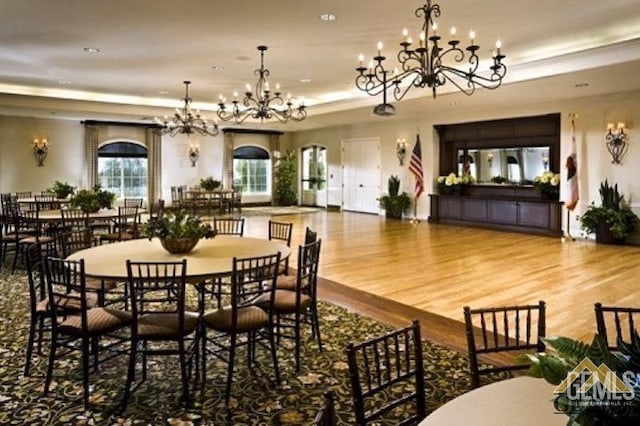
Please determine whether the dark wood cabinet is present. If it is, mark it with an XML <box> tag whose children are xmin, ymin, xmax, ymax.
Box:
<box><xmin>429</xmin><ymin>192</ymin><xmax>563</xmax><ymax>237</ymax></box>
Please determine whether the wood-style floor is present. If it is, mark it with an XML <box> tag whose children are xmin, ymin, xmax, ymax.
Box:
<box><xmin>244</xmin><ymin>210</ymin><xmax>640</xmax><ymax>350</ymax></box>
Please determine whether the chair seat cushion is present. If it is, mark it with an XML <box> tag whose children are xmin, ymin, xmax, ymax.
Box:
<box><xmin>254</xmin><ymin>290</ymin><xmax>311</xmax><ymax>314</ymax></box>
<box><xmin>137</xmin><ymin>311</ymin><xmax>199</xmax><ymax>339</ymax></box>
<box><xmin>19</xmin><ymin>235</ymin><xmax>55</xmax><ymax>244</ymax></box>
<box><xmin>85</xmin><ymin>278</ymin><xmax>118</xmax><ymax>292</ymax></box>
<box><xmin>36</xmin><ymin>292</ymin><xmax>99</xmax><ymax>313</ymax></box>
<box><xmin>275</xmin><ymin>275</ymin><xmax>297</xmax><ymax>291</ymax></box>
<box><xmin>2</xmin><ymin>233</ymin><xmax>32</xmax><ymax>242</ymax></box>
<box><xmin>203</xmin><ymin>306</ymin><xmax>268</xmax><ymax>333</ymax></box>
<box><xmin>101</xmin><ymin>232</ymin><xmax>134</xmax><ymax>241</ymax></box>
<box><xmin>59</xmin><ymin>307</ymin><xmax>132</xmax><ymax>337</ymax></box>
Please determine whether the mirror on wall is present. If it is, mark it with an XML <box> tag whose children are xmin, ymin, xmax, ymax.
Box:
<box><xmin>457</xmin><ymin>147</ymin><xmax>550</xmax><ymax>185</ymax></box>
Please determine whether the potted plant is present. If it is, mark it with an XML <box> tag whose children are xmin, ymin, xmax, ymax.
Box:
<box><xmin>578</xmin><ymin>180</ymin><xmax>638</xmax><ymax>244</ymax></box>
<box><xmin>93</xmin><ymin>184</ymin><xmax>116</xmax><ymax>209</ymax></box>
<box><xmin>274</xmin><ymin>150</ymin><xmax>298</xmax><ymax>206</ymax></box>
<box><xmin>533</xmin><ymin>171</ymin><xmax>561</xmax><ymax>200</ymax></box>
<box><xmin>141</xmin><ymin>210</ymin><xmax>216</xmax><ymax>254</ymax></box>
<box><xmin>378</xmin><ymin>175</ymin><xmax>411</xmax><ymax>219</ymax></box>
<box><xmin>519</xmin><ymin>334</ymin><xmax>640</xmax><ymax>426</ymax></box>
<box><xmin>200</xmin><ymin>177</ymin><xmax>221</xmax><ymax>191</ymax></box>
<box><xmin>47</xmin><ymin>180</ymin><xmax>76</xmax><ymax>199</ymax></box>
<box><xmin>436</xmin><ymin>172</ymin><xmax>474</xmax><ymax>195</ymax></box>
<box><xmin>69</xmin><ymin>189</ymin><xmax>101</xmax><ymax>213</ymax></box>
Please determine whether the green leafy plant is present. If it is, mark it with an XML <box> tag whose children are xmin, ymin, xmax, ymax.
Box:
<box><xmin>69</xmin><ymin>189</ymin><xmax>101</xmax><ymax>213</ymax></box>
<box><xmin>378</xmin><ymin>175</ymin><xmax>411</xmax><ymax>219</ymax></box>
<box><xmin>274</xmin><ymin>150</ymin><xmax>298</xmax><ymax>206</ymax></box>
<box><xmin>141</xmin><ymin>210</ymin><xmax>215</xmax><ymax>240</ymax></box>
<box><xmin>93</xmin><ymin>184</ymin><xmax>116</xmax><ymax>209</ymax></box>
<box><xmin>47</xmin><ymin>180</ymin><xmax>76</xmax><ymax>199</ymax></box>
<box><xmin>436</xmin><ymin>172</ymin><xmax>474</xmax><ymax>195</ymax></box>
<box><xmin>519</xmin><ymin>334</ymin><xmax>640</xmax><ymax>425</ymax></box>
<box><xmin>490</xmin><ymin>175</ymin><xmax>508</xmax><ymax>184</ymax></box>
<box><xmin>199</xmin><ymin>177</ymin><xmax>221</xmax><ymax>191</ymax></box>
<box><xmin>578</xmin><ymin>180</ymin><xmax>638</xmax><ymax>242</ymax></box>
<box><xmin>533</xmin><ymin>170</ymin><xmax>561</xmax><ymax>199</ymax></box>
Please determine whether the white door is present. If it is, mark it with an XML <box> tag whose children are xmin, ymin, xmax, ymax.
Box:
<box><xmin>342</xmin><ymin>138</ymin><xmax>380</xmax><ymax>214</ymax></box>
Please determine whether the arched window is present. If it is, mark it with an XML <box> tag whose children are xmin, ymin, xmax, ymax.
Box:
<box><xmin>98</xmin><ymin>142</ymin><xmax>148</xmax><ymax>199</ymax></box>
<box><xmin>233</xmin><ymin>146</ymin><xmax>270</xmax><ymax>195</ymax></box>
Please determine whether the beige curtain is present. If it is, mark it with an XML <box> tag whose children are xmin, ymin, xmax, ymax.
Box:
<box><xmin>82</xmin><ymin>125</ymin><xmax>99</xmax><ymax>189</ymax></box>
<box><xmin>223</xmin><ymin>132</ymin><xmax>234</xmax><ymax>189</ymax></box>
<box><xmin>146</xmin><ymin>129</ymin><xmax>162</xmax><ymax>207</ymax></box>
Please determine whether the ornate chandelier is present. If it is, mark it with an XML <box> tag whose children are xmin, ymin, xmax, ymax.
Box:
<box><xmin>155</xmin><ymin>81</ymin><xmax>219</xmax><ymax>137</ymax></box>
<box><xmin>355</xmin><ymin>0</ymin><xmax>507</xmax><ymax>115</ymax></box>
<box><xmin>217</xmin><ymin>45</ymin><xmax>307</xmax><ymax>124</ymax></box>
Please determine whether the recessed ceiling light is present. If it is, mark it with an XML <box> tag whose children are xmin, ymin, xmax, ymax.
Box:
<box><xmin>57</xmin><ymin>80</ymin><xmax>72</xmax><ymax>85</ymax></box>
<box><xmin>320</xmin><ymin>13</ymin><xmax>336</xmax><ymax>21</ymax></box>
<box><xmin>158</xmin><ymin>90</ymin><xmax>170</xmax><ymax>95</ymax></box>
<box><xmin>83</xmin><ymin>47</ymin><xmax>100</xmax><ymax>53</ymax></box>
<box><xmin>574</xmin><ymin>82</ymin><xmax>589</xmax><ymax>88</ymax></box>
<box><xmin>212</xmin><ymin>65</ymin><xmax>224</xmax><ymax>71</ymax></box>
<box><xmin>236</xmin><ymin>56</ymin><xmax>251</xmax><ymax>61</ymax></box>
<box><xmin>300</xmin><ymin>78</ymin><xmax>311</xmax><ymax>83</ymax></box>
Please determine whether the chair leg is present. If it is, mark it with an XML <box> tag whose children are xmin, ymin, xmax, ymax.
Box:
<box><xmin>24</xmin><ymin>318</ymin><xmax>37</xmax><ymax>376</ymax></box>
<box><xmin>200</xmin><ymin>326</ymin><xmax>207</xmax><ymax>399</ymax></box>
<box><xmin>81</xmin><ymin>336</ymin><xmax>91</xmax><ymax>411</ymax></box>
<box><xmin>122</xmin><ymin>338</ymin><xmax>137</xmax><ymax>411</ymax></box>
<box><xmin>225</xmin><ymin>334</ymin><xmax>237</xmax><ymax>407</ymax></box>
<box><xmin>44</xmin><ymin>333</ymin><xmax>57</xmax><ymax>396</ymax></box>
<box><xmin>178</xmin><ymin>340</ymin><xmax>190</xmax><ymax>406</ymax></box>
<box><xmin>294</xmin><ymin>311</ymin><xmax>301</xmax><ymax>373</ymax></box>
<box><xmin>267</xmin><ymin>326</ymin><xmax>281</xmax><ymax>385</ymax></box>
<box><xmin>312</xmin><ymin>306</ymin><xmax>323</xmax><ymax>352</ymax></box>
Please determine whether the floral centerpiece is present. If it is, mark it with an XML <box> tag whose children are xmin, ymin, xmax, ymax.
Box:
<box><xmin>199</xmin><ymin>176</ymin><xmax>221</xmax><ymax>191</ymax></box>
<box><xmin>141</xmin><ymin>210</ymin><xmax>216</xmax><ymax>254</ymax></box>
<box><xmin>68</xmin><ymin>184</ymin><xmax>116</xmax><ymax>212</ymax></box>
<box><xmin>436</xmin><ymin>173</ymin><xmax>474</xmax><ymax>195</ymax></box>
<box><xmin>519</xmin><ymin>334</ymin><xmax>640</xmax><ymax>426</ymax></box>
<box><xmin>533</xmin><ymin>171</ymin><xmax>560</xmax><ymax>200</ymax></box>
<box><xmin>46</xmin><ymin>180</ymin><xmax>76</xmax><ymax>199</ymax></box>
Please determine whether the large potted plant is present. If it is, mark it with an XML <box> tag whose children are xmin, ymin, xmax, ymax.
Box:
<box><xmin>378</xmin><ymin>175</ymin><xmax>411</xmax><ymax>219</ymax></box>
<box><xmin>69</xmin><ymin>185</ymin><xmax>116</xmax><ymax>212</ymax></box>
<box><xmin>578</xmin><ymin>180</ymin><xmax>638</xmax><ymax>244</ymax></box>
<box><xmin>47</xmin><ymin>180</ymin><xmax>76</xmax><ymax>199</ymax></box>
<box><xmin>199</xmin><ymin>177</ymin><xmax>221</xmax><ymax>191</ymax></box>
<box><xmin>141</xmin><ymin>210</ymin><xmax>216</xmax><ymax>254</ymax></box>
<box><xmin>274</xmin><ymin>150</ymin><xmax>298</xmax><ymax>206</ymax></box>
<box><xmin>520</xmin><ymin>334</ymin><xmax>640</xmax><ymax>426</ymax></box>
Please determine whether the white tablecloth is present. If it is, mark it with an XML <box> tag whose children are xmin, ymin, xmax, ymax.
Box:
<box><xmin>420</xmin><ymin>377</ymin><xmax>566</xmax><ymax>426</ymax></box>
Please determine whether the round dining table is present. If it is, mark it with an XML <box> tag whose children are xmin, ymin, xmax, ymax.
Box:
<box><xmin>419</xmin><ymin>376</ymin><xmax>565</xmax><ymax>426</ymax></box>
<box><xmin>66</xmin><ymin>236</ymin><xmax>291</xmax><ymax>281</ymax></box>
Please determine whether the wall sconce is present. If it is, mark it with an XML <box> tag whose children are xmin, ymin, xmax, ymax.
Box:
<box><xmin>487</xmin><ymin>153</ymin><xmax>494</xmax><ymax>168</ymax></box>
<box><xmin>396</xmin><ymin>138</ymin><xmax>408</xmax><ymax>165</ymax></box>
<box><xmin>541</xmin><ymin>154</ymin><xmax>549</xmax><ymax>170</ymax></box>
<box><xmin>605</xmin><ymin>122</ymin><xmax>629</xmax><ymax>164</ymax></box>
<box><xmin>32</xmin><ymin>138</ymin><xmax>49</xmax><ymax>167</ymax></box>
<box><xmin>188</xmin><ymin>143</ymin><xmax>200</xmax><ymax>167</ymax></box>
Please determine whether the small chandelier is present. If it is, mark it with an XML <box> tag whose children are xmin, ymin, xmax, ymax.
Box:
<box><xmin>155</xmin><ymin>81</ymin><xmax>219</xmax><ymax>137</ymax></box>
<box><xmin>355</xmin><ymin>0</ymin><xmax>507</xmax><ymax>115</ymax></box>
<box><xmin>217</xmin><ymin>45</ymin><xmax>307</xmax><ymax>124</ymax></box>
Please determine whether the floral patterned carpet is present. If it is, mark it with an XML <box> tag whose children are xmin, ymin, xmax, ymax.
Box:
<box><xmin>0</xmin><ymin>270</ymin><xmax>508</xmax><ymax>425</ymax></box>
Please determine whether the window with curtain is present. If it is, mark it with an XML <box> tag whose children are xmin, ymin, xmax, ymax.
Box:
<box><xmin>233</xmin><ymin>146</ymin><xmax>271</xmax><ymax>195</ymax></box>
<box><xmin>98</xmin><ymin>142</ymin><xmax>148</xmax><ymax>199</ymax></box>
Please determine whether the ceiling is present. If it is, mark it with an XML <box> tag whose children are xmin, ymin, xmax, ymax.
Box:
<box><xmin>1</xmin><ymin>0</ymin><xmax>639</xmax><ymax>131</ymax></box>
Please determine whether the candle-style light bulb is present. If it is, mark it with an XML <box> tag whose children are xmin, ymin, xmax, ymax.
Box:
<box><xmin>419</xmin><ymin>31</ymin><xmax>425</xmax><ymax>47</ymax></box>
<box><xmin>496</xmin><ymin>39</ymin><xmax>502</xmax><ymax>55</ymax></box>
<box><xmin>377</xmin><ymin>41</ymin><xmax>383</xmax><ymax>56</ymax></box>
<box><xmin>432</xmin><ymin>22</ymin><xmax>438</xmax><ymax>35</ymax></box>
<box><xmin>450</xmin><ymin>26</ymin><xmax>457</xmax><ymax>36</ymax></box>
<box><xmin>233</xmin><ymin>90</ymin><xmax>238</xmax><ymax>100</ymax></box>
<box><xmin>402</xmin><ymin>28</ymin><xmax>409</xmax><ymax>42</ymax></box>
<box><xmin>358</xmin><ymin>53</ymin><xmax>364</xmax><ymax>67</ymax></box>
<box><xmin>469</xmin><ymin>30</ymin><xmax>476</xmax><ymax>45</ymax></box>
<box><xmin>245</xmin><ymin>83</ymin><xmax>252</xmax><ymax>93</ymax></box>
<box><xmin>607</xmin><ymin>123</ymin><xmax>614</xmax><ymax>131</ymax></box>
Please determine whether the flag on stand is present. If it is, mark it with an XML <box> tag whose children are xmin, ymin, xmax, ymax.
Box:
<box><xmin>565</xmin><ymin>115</ymin><xmax>579</xmax><ymax>211</ymax></box>
<box><xmin>409</xmin><ymin>134</ymin><xmax>424</xmax><ymax>198</ymax></box>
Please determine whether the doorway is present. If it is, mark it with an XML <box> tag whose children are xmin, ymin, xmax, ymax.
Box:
<box><xmin>300</xmin><ymin>145</ymin><xmax>327</xmax><ymax>207</ymax></box>
<box><xmin>342</xmin><ymin>137</ymin><xmax>380</xmax><ymax>214</ymax></box>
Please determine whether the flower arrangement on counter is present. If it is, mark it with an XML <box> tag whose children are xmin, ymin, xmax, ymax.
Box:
<box><xmin>533</xmin><ymin>170</ymin><xmax>560</xmax><ymax>199</ymax></box>
<box><xmin>436</xmin><ymin>173</ymin><xmax>475</xmax><ymax>195</ymax></box>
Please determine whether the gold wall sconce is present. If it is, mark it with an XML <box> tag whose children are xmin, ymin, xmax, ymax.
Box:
<box><xmin>32</xmin><ymin>138</ymin><xmax>49</xmax><ymax>166</ymax></box>
<box><xmin>396</xmin><ymin>138</ymin><xmax>408</xmax><ymax>165</ymax></box>
<box><xmin>605</xmin><ymin>122</ymin><xmax>628</xmax><ymax>164</ymax></box>
<box><xmin>188</xmin><ymin>143</ymin><xmax>200</xmax><ymax>167</ymax></box>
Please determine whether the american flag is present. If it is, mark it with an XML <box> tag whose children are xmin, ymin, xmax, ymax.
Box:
<box><xmin>409</xmin><ymin>134</ymin><xmax>424</xmax><ymax>198</ymax></box>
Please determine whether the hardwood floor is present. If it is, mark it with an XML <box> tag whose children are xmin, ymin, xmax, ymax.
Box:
<box><xmin>244</xmin><ymin>210</ymin><xmax>640</xmax><ymax>350</ymax></box>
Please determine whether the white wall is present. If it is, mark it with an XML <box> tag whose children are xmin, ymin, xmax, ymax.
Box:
<box><xmin>288</xmin><ymin>88</ymin><xmax>640</xmax><ymax>238</ymax></box>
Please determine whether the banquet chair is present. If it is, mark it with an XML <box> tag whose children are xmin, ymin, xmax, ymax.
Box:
<box><xmin>1</xmin><ymin>194</ymin><xmax>32</xmax><ymax>269</ymax></box>
<box><xmin>123</xmin><ymin>259</ymin><xmax>199</xmax><ymax>408</ymax></box>
<box><xmin>464</xmin><ymin>301</ymin><xmax>546</xmax><ymax>389</ymax></box>
<box><xmin>304</xmin><ymin>226</ymin><xmax>318</xmax><ymax>244</ymax></box>
<box><xmin>15</xmin><ymin>191</ymin><xmax>32</xmax><ymax>200</ymax></box>
<box><xmin>312</xmin><ymin>389</ymin><xmax>337</xmax><ymax>426</ymax></box>
<box><xmin>268</xmin><ymin>220</ymin><xmax>293</xmax><ymax>275</ymax></box>
<box><xmin>346</xmin><ymin>319</ymin><xmax>426</xmax><ymax>426</ymax></box>
<box><xmin>34</xmin><ymin>194</ymin><xmax>60</xmax><ymax>211</ymax></box>
<box><xmin>213</xmin><ymin>217</ymin><xmax>245</xmax><ymax>236</ymax></box>
<box><xmin>100</xmin><ymin>206</ymin><xmax>139</xmax><ymax>243</ymax></box>
<box><xmin>594</xmin><ymin>303</ymin><xmax>640</xmax><ymax>350</ymax></box>
<box><xmin>15</xmin><ymin>209</ymin><xmax>57</xmax><ymax>272</ymax></box>
<box><xmin>124</xmin><ymin>198</ymin><xmax>143</xmax><ymax>208</ymax></box>
<box><xmin>257</xmin><ymin>239</ymin><xmax>323</xmax><ymax>372</ymax></box>
<box><xmin>61</xmin><ymin>208</ymin><xmax>90</xmax><ymax>231</ymax></box>
<box><xmin>200</xmin><ymin>252</ymin><xmax>281</xmax><ymax>407</ymax></box>
<box><xmin>43</xmin><ymin>256</ymin><xmax>132</xmax><ymax>411</ymax></box>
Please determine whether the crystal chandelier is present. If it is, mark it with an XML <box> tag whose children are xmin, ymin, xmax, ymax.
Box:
<box><xmin>155</xmin><ymin>81</ymin><xmax>219</xmax><ymax>137</ymax></box>
<box><xmin>355</xmin><ymin>0</ymin><xmax>507</xmax><ymax>115</ymax></box>
<box><xmin>217</xmin><ymin>45</ymin><xmax>307</xmax><ymax>124</ymax></box>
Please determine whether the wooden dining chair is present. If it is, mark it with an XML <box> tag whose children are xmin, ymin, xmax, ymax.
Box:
<box><xmin>200</xmin><ymin>252</ymin><xmax>281</xmax><ymax>407</ymax></box>
<box><xmin>43</xmin><ymin>256</ymin><xmax>132</xmax><ymax>411</ymax></box>
<box><xmin>256</xmin><ymin>239</ymin><xmax>323</xmax><ymax>372</ymax></box>
<box><xmin>346</xmin><ymin>319</ymin><xmax>426</xmax><ymax>425</ymax></box>
<box><xmin>123</xmin><ymin>259</ymin><xmax>199</xmax><ymax>408</ymax></box>
<box><xmin>594</xmin><ymin>303</ymin><xmax>640</xmax><ymax>350</ymax></box>
<box><xmin>304</xmin><ymin>226</ymin><xmax>318</xmax><ymax>244</ymax></box>
<box><xmin>213</xmin><ymin>217</ymin><xmax>245</xmax><ymax>236</ymax></box>
<box><xmin>312</xmin><ymin>389</ymin><xmax>337</xmax><ymax>426</ymax></box>
<box><xmin>100</xmin><ymin>206</ymin><xmax>139</xmax><ymax>243</ymax></box>
<box><xmin>268</xmin><ymin>220</ymin><xmax>293</xmax><ymax>275</ymax></box>
<box><xmin>464</xmin><ymin>301</ymin><xmax>546</xmax><ymax>389</ymax></box>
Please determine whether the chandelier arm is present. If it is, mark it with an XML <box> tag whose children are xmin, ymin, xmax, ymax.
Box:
<box><xmin>355</xmin><ymin>74</ymin><xmax>388</xmax><ymax>97</ymax></box>
<box><xmin>392</xmin><ymin>70</ymin><xmax>427</xmax><ymax>101</ymax></box>
<box><xmin>440</xmin><ymin>65</ymin><xmax>506</xmax><ymax>90</ymax></box>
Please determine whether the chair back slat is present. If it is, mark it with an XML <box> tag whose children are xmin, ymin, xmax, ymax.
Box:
<box><xmin>268</xmin><ymin>220</ymin><xmax>293</xmax><ymax>246</ymax></box>
<box><xmin>595</xmin><ymin>303</ymin><xmax>640</xmax><ymax>349</ymax></box>
<box><xmin>214</xmin><ymin>217</ymin><xmax>245</xmax><ymax>236</ymax></box>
